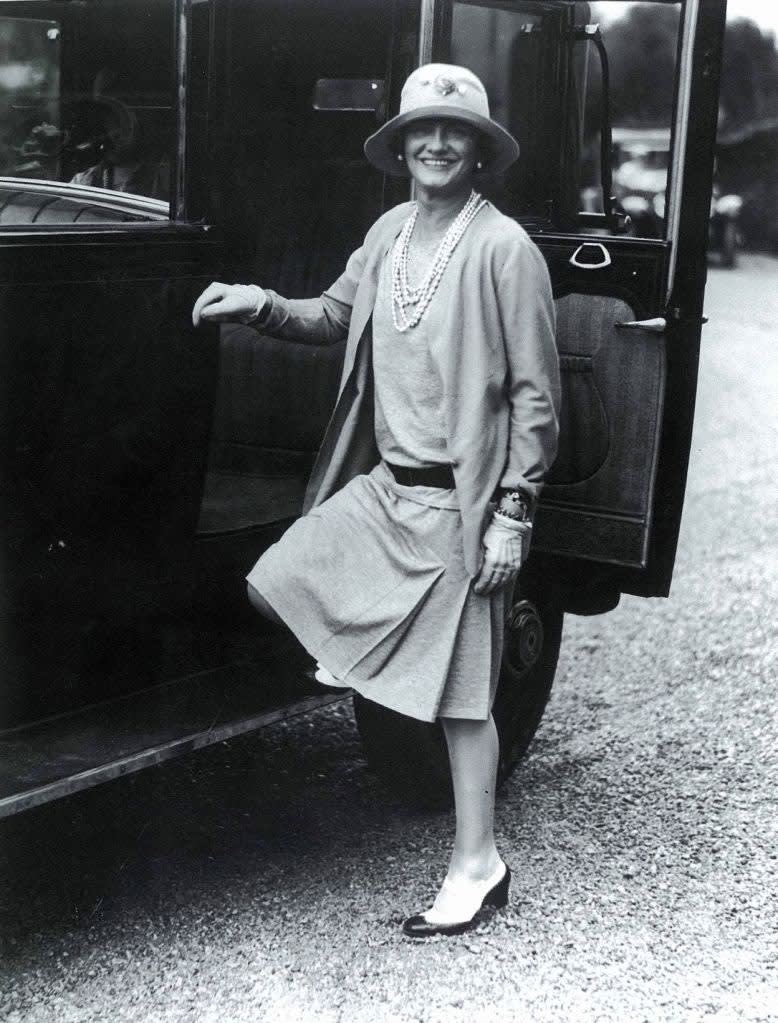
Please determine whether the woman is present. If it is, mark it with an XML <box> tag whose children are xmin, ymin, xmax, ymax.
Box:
<box><xmin>192</xmin><ymin>64</ymin><xmax>560</xmax><ymax>937</ymax></box>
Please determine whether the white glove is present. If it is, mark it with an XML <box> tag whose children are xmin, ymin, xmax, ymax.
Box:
<box><xmin>473</xmin><ymin>512</ymin><xmax>532</xmax><ymax>595</ymax></box>
<box><xmin>192</xmin><ymin>282</ymin><xmax>267</xmax><ymax>327</ymax></box>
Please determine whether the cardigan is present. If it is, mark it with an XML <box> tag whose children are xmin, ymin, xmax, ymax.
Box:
<box><xmin>252</xmin><ymin>200</ymin><xmax>560</xmax><ymax>577</ymax></box>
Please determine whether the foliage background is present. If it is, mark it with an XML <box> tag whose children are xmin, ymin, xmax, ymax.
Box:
<box><xmin>589</xmin><ymin>2</ymin><xmax>778</xmax><ymax>249</ymax></box>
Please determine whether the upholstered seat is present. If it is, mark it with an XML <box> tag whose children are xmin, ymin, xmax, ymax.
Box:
<box><xmin>197</xmin><ymin>323</ymin><xmax>344</xmax><ymax>534</ymax></box>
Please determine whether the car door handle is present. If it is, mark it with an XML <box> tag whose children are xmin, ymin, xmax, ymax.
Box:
<box><xmin>615</xmin><ymin>317</ymin><xmax>668</xmax><ymax>333</ymax></box>
<box><xmin>569</xmin><ymin>242</ymin><xmax>612</xmax><ymax>270</ymax></box>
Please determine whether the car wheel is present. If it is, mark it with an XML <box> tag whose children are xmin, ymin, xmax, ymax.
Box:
<box><xmin>353</xmin><ymin>584</ymin><xmax>564</xmax><ymax>808</ymax></box>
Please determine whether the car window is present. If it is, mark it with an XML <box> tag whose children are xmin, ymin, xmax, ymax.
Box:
<box><xmin>0</xmin><ymin>0</ymin><xmax>174</xmax><ymax>223</ymax></box>
<box><xmin>449</xmin><ymin>2</ymin><xmax>577</xmax><ymax>226</ymax></box>
<box><xmin>447</xmin><ymin>0</ymin><xmax>682</xmax><ymax>237</ymax></box>
<box><xmin>579</xmin><ymin>1</ymin><xmax>682</xmax><ymax>237</ymax></box>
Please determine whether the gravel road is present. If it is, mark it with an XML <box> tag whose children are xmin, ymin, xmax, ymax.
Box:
<box><xmin>1</xmin><ymin>256</ymin><xmax>776</xmax><ymax>1023</ymax></box>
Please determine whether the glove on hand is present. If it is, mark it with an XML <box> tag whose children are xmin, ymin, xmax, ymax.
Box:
<box><xmin>473</xmin><ymin>512</ymin><xmax>532</xmax><ymax>596</ymax></box>
<box><xmin>192</xmin><ymin>282</ymin><xmax>267</xmax><ymax>327</ymax></box>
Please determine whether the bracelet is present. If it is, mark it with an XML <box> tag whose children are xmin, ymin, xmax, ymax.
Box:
<box><xmin>494</xmin><ymin>506</ymin><xmax>532</xmax><ymax>525</ymax></box>
<box><xmin>497</xmin><ymin>488</ymin><xmax>532</xmax><ymax>522</ymax></box>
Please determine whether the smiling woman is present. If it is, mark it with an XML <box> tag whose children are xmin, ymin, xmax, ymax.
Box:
<box><xmin>364</xmin><ymin>64</ymin><xmax>520</xmax><ymax>180</ymax></box>
<box><xmin>0</xmin><ymin>1</ymin><xmax>730</xmax><ymax>920</ymax></box>
<box><xmin>192</xmin><ymin>63</ymin><xmax>560</xmax><ymax>938</ymax></box>
<box><xmin>402</xmin><ymin>120</ymin><xmax>480</xmax><ymax>195</ymax></box>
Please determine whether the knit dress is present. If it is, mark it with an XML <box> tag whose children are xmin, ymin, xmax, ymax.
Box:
<box><xmin>245</xmin><ymin>238</ymin><xmax>507</xmax><ymax>722</ymax></box>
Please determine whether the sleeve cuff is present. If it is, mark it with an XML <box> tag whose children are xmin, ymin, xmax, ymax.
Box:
<box><xmin>498</xmin><ymin>471</ymin><xmax>542</xmax><ymax>501</ymax></box>
<box><xmin>244</xmin><ymin>288</ymin><xmax>283</xmax><ymax>330</ymax></box>
<box><xmin>492</xmin><ymin>510</ymin><xmax>533</xmax><ymax>533</ymax></box>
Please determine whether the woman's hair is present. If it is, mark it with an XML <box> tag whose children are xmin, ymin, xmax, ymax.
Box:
<box><xmin>474</xmin><ymin>134</ymin><xmax>496</xmax><ymax>173</ymax></box>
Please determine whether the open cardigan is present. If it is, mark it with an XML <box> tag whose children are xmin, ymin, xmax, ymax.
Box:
<box><xmin>253</xmin><ymin>200</ymin><xmax>561</xmax><ymax>577</ymax></box>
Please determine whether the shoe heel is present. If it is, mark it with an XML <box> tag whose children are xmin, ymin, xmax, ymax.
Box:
<box><xmin>483</xmin><ymin>865</ymin><xmax>511</xmax><ymax>909</ymax></box>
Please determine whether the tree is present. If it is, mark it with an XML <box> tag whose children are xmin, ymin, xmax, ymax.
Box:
<box><xmin>584</xmin><ymin>4</ymin><xmax>681</xmax><ymax>135</ymax></box>
<box><xmin>585</xmin><ymin>5</ymin><xmax>778</xmax><ymax>134</ymax></box>
<box><xmin>602</xmin><ymin>4</ymin><xmax>681</xmax><ymax>127</ymax></box>
<box><xmin>719</xmin><ymin>17</ymin><xmax>778</xmax><ymax>130</ymax></box>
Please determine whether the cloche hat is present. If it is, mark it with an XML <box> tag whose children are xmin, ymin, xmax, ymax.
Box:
<box><xmin>364</xmin><ymin>63</ymin><xmax>519</xmax><ymax>177</ymax></box>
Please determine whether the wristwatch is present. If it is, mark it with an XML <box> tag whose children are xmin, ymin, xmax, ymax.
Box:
<box><xmin>496</xmin><ymin>488</ymin><xmax>532</xmax><ymax>522</ymax></box>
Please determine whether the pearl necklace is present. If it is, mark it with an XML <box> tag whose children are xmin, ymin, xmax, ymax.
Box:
<box><xmin>391</xmin><ymin>190</ymin><xmax>486</xmax><ymax>332</ymax></box>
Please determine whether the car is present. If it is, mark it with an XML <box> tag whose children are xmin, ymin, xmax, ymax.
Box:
<box><xmin>0</xmin><ymin>0</ymin><xmax>730</xmax><ymax>818</ymax></box>
<box><xmin>612</xmin><ymin>127</ymin><xmax>742</xmax><ymax>265</ymax></box>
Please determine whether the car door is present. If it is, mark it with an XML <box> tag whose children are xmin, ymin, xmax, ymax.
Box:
<box><xmin>0</xmin><ymin>0</ymin><xmax>224</xmax><ymax>725</ymax></box>
<box><xmin>191</xmin><ymin>0</ymin><xmax>399</xmax><ymax>581</ymax></box>
<box><xmin>425</xmin><ymin>0</ymin><xmax>727</xmax><ymax>605</ymax></box>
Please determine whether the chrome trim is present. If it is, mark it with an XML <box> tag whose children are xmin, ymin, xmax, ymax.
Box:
<box><xmin>569</xmin><ymin>242</ymin><xmax>612</xmax><ymax>270</ymax></box>
<box><xmin>665</xmin><ymin>0</ymin><xmax>699</xmax><ymax>300</ymax></box>
<box><xmin>419</xmin><ymin>0</ymin><xmax>436</xmax><ymax>65</ymax></box>
<box><xmin>615</xmin><ymin>317</ymin><xmax>668</xmax><ymax>334</ymax></box>
<box><xmin>0</xmin><ymin>176</ymin><xmax>170</xmax><ymax>219</ymax></box>
<box><xmin>174</xmin><ymin>0</ymin><xmax>189</xmax><ymax>222</ymax></box>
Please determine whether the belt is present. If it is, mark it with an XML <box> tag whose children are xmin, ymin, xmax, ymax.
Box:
<box><xmin>385</xmin><ymin>461</ymin><xmax>456</xmax><ymax>489</ymax></box>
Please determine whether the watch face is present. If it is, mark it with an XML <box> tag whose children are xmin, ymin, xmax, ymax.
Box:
<box><xmin>498</xmin><ymin>491</ymin><xmax>531</xmax><ymax>521</ymax></box>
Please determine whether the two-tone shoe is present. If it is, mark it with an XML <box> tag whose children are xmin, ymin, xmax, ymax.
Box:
<box><xmin>402</xmin><ymin>861</ymin><xmax>511</xmax><ymax>938</ymax></box>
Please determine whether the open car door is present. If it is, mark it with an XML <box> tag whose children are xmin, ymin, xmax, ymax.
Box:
<box><xmin>426</xmin><ymin>0</ymin><xmax>728</xmax><ymax>610</ymax></box>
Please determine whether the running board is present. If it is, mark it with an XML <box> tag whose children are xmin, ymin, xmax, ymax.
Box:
<box><xmin>0</xmin><ymin>665</ymin><xmax>346</xmax><ymax>819</ymax></box>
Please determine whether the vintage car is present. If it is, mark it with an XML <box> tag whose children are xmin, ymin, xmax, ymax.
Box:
<box><xmin>0</xmin><ymin>0</ymin><xmax>729</xmax><ymax>816</ymax></box>
<box><xmin>612</xmin><ymin>126</ymin><xmax>742</xmax><ymax>265</ymax></box>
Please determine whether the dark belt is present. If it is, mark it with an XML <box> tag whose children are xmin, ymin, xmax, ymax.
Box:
<box><xmin>385</xmin><ymin>461</ymin><xmax>456</xmax><ymax>489</ymax></box>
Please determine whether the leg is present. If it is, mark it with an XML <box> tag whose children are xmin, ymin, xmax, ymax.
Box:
<box><xmin>439</xmin><ymin>714</ymin><xmax>502</xmax><ymax>883</ymax></box>
<box><xmin>403</xmin><ymin>713</ymin><xmax>509</xmax><ymax>934</ymax></box>
<box><xmin>246</xmin><ymin>582</ymin><xmax>283</xmax><ymax>626</ymax></box>
<box><xmin>246</xmin><ymin>583</ymin><xmax>344</xmax><ymax>688</ymax></box>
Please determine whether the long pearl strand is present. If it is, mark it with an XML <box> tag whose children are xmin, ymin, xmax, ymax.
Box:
<box><xmin>391</xmin><ymin>189</ymin><xmax>486</xmax><ymax>332</ymax></box>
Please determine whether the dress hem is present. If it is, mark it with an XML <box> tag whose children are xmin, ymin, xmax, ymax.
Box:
<box><xmin>246</xmin><ymin>581</ymin><xmax>491</xmax><ymax>723</ymax></box>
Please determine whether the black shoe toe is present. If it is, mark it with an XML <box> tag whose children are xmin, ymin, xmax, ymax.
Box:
<box><xmin>402</xmin><ymin>913</ymin><xmax>474</xmax><ymax>938</ymax></box>
<box><xmin>402</xmin><ymin>864</ymin><xmax>511</xmax><ymax>938</ymax></box>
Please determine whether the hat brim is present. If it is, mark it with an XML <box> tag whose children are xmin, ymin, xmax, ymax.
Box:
<box><xmin>364</xmin><ymin>105</ymin><xmax>520</xmax><ymax>177</ymax></box>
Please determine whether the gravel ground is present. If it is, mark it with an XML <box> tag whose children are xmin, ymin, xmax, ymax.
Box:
<box><xmin>1</xmin><ymin>256</ymin><xmax>776</xmax><ymax>1023</ymax></box>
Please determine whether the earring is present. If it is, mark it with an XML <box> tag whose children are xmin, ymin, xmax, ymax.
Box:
<box><xmin>397</xmin><ymin>153</ymin><xmax>405</xmax><ymax>162</ymax></box>
<box><xmin>476</xmin><ymin>160</ymin><xmax>483</xmax><ymax>170</ymax></box>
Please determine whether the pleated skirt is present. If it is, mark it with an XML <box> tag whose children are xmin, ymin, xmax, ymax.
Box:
<box><xmin>246</xmin><ymin>462</ymin><xmax>506</xmax><ymax>722</ymax></box>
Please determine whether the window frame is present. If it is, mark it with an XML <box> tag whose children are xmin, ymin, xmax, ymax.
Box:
<box><xmin>0</xmin><ymin>0</ymin><xmax>185</xmax><ymax>231</ymax></box>
<box><xmin>421</xmin><ymin>0</ymin><xmax>688</xmax><ymax>244</ymax></box>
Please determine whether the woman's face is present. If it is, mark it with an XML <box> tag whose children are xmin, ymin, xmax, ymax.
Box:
<box><xmin>402</xmin><ymin>119</ymin><xmax>479</xmax><ymax>197</ymax></box>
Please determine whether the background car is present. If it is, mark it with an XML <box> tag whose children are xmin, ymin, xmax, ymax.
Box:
<box><xmin>611</xmin><ymin>126</ymin><xmax>742</xmax><ymax>266</ymax></box>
